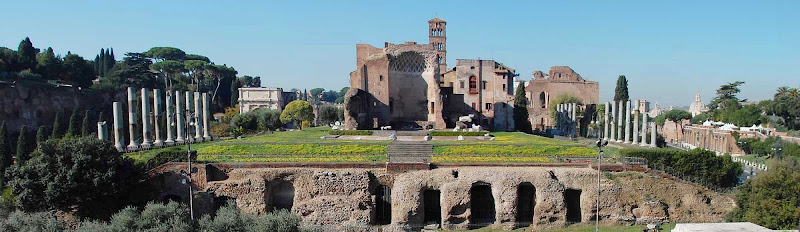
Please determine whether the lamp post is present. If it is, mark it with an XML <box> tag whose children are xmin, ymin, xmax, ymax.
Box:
<box><xmin>595</xmin><ymin>115</ymin><xmax>609</xmax><ymax>232</ymax></box>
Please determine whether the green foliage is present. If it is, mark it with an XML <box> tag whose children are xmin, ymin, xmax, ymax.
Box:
<box><xmin>766</xmin><ymin>86</ymin><xmax>800</xmax><ymax>130</ymax></box>
<box><xmin>15</xmin><ymin>125</ymin><xmax>29</xmax><ymax>166</ymax></box>
<box><xmin>736</xmin><ymin>136</ymin><xmax>800</xmax><ymax>159</ymax></box>
<box><xmin>76</xmin><ymin>201</ymin><xmax>192</xmax><ymax>232</ymax></box>
<box><xmin>143</xmin><ymin>147</ymin><xmax>196</xmax><ymax>170</ymax></box>
<box><xmin>653</xmin><ymin>114</ymin><xmax>666</xmax><ymax>126</ymax></box>
<box><xmin>51</xmin><ymin>111</ymin><xmax>62</xmax><ymax>139</ymax></box>
<box><xmin>727</xmin><ymin>160</ymin><xmax>800</xmax><ymax>230</ymax></box>
<box><xmin>81</xmin><ymin>110</ymin><xmax>91</xmax><ymax>136</ymax></box>
<box><xmin>301</xmin><ymin>120</ymin><xmax>311</xmax><ymax>129</ymax></box>
<box><xmin>143</xmin><ymin>47</ymin><xmax>186</xmax><ymax>61</ymax></box>
<box><xmin>0</xmin><ymin>123</ymin><xmax>7</xmax><ymax>189</ymax></box>
<box><xmin>66</xmin><ymin>109</ymin><xmax>79</xmax><ymax>138</ymax></box>
<box><xmin>663</xmin><ymin>109</ymin><xmax>692</xmax><ymax>123</ymax></box>
<box><xmin>429</xmin><ymin>131</ymin><xmax>486</xmax><ymax>136</ymax></box>
<box><xmin>709</xmin><ymin>81</ymin><xmax>745</xmax><ymax>110</ymax></box>
<box><xmin>7</xmin><ymin>136</ymin><xmax>138</xmax><ymax>218</ymax></box>
<box><xmin>62</xmin><ymin>53</ymin><xmax>95</xmax><ymax>87</ymax></box>
<box><xmin>614</xmin><ymin>75</ymin><xmax>629</xmax><ymax>102</ymax></box>
<box><xmin>254</xmin><ymin>109</ymin><xmax>283</xmax><ymax>131</ymax></box>
<box><xmin>35</xmin><ymin>126</ymin><xmax>46</xmax><ymax>147</ymax></box>
<box><xmin>0</xmin><ymin>211</ymin><xmax>61</xmax><ymax>232</ymax></box>
<box><xmin>98</xmin><ymin>52</ymin><xmax>158</xmax><ymax>90</ymax></box>
<box><xmin>280</xmin><ymin>100</ymin><xmax>314</xmax><ymax>129</ymax></box>
<box><xmin>16</xmin><ymin>37</ymin><xmax>38</xmax><ymax>72</ymax></box>
<box><xmin>318</xmin><ymin>105</ymin><xmax>339</xmax><ymax>126</ymax></box>
<box><xmin>36</xmin><ymin>47</ymin><xmax>62</xmax><ymax>79</ymax></box>
<box><xmin>198</xmin><ymin>201</ymin><xmax>301</xmax><ymax>232</ymax></box>
<box><xmin>335</xmin><ymin>87</ymin><xmax>350</xmax><ymax>103</ymax></box>
<box><xmin>620</xmin><ymin>148</ymin><xmax>742</xmax><ymax>188</ymax></box>
<box><xmin>548</xmin><ymin>93</ymin><xmax>582</xmax><ymax>121</ymax></box>
<box><xmin>328</xmin><ymin>130</ymin><xmax>373</xmax><ymax>135</ymax></box>
<box><xmin>690</xmin><ymin>112</ymin><xmax>712</xmax><ymax>124</ymax></box>
<box><xmin>514</xmin><ymin>82</ymin><xmax>532</xmax><ymax>133</ymax></box>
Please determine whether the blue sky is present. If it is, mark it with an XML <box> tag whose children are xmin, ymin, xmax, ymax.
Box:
<box><xmin>2</xmin><ymin>0</ymin><xmax>798</xmax><ymax>106</ymax></box>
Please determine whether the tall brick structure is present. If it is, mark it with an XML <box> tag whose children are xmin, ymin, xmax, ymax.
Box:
<box><xmin>440</xmin><ymin>59</ymin><xmax>516</xmax><ymax>130</ymax></box>
<box><xmin>428</xmin><ymin>18</ymin><xmax>447</xmax><ymax>72</ymax></box>
<box><xmin>525</xmin><ymin>66</ymin><xmax>599</xmax><ymax>130</ymax></box>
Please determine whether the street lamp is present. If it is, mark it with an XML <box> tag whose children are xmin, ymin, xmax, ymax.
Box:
<box><xmin>595</xmin><ymin>138</ymin><xmax>608</xmax><ymax>232</ymax></box>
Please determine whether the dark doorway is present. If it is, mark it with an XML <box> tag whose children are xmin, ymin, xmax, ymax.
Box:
<box><xmin>516</xmin><ymin>183</ymin><xmax>535</xmax><ymax>225</ymax></box>
<box><xmin>272</xmin><ymin>181</ymin><xmax>295</xmax><ymax>211</ymax></box>
<box><xmin>162</xmin><ymin>194</ymin><xmax>182</xmax><ymax>204</ymax></box>
<box><xmin>423</xmin><ymin>189</ymin><xmax>441</xmax><ymax>226</ymax></box>
<box><xmin>469</xmin><ymin>182</ymin><xmax>495</xmax><ymax>229</ymax></box>
<box><xmin>565</xmin><ymin>189</ymin><xmax>582</xmax><ymax>223</ymax></box>
<box><xmin>374</xmin><ymin>185</ymin><xmax>392</xmax><ymax>225</ymax></box>
<box><xmin>213</xmin><ymin>196</ymin><xmax>233</xmax><ymax>216</ymax></box>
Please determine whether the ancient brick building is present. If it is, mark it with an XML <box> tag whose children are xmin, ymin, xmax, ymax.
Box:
<box><xmin>525</xmin><ymin>66</ymin><xmax>599</xmax><ymax>130</ymax></box>
<box><xmin>441</xmin><ymin>59</ymin><xmax>516</xmax><ymax>130</ymax></box>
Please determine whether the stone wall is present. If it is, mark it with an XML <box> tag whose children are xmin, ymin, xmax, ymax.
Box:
<box><xmin>151</xmin><ymin>165</ymin><xmax>735</xmax><ymax>231</ymax></box>
<box><xmin>526</xmin><ymin>66</ymin><xmax>599</xmax><ymax>130</ymax></box>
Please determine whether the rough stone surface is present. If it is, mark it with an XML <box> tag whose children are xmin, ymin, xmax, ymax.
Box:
<box><xmin>525</xmin><ymin>66</ymin><xmax>599</xmax><ymax>130</ymax></box>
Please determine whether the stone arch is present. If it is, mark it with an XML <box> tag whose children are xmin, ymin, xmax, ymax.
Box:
<box><xmin>565</xmin><ymin>188</ymin><xmax>582</xmax><ymax>223</ymax></box>
<box><xmin>267</xmin><ymin>180</ymin><xmax>295</xmax><ymax>212</ymax></box>
<box><xmin>516</xmin><ymin>182</ymin><xmax>536</xmax><ymax>226</ymax></box>
<box><xmin>373</xmin><ymin>184</ymin><xmax>392</xmax><ymax>225</ymax></box>
<box><xmin>421</xmin><ymin>188</ymin><xmax>441</xmax><ymax>227</ymax></box>
<box><xmin>469</xmin><ymin>182</ymin><xmax>495</xmax><ymax>229</ymax></box>
<box><xmin>389</xmin><ymin>52</ymin><xmax>426</xmax><ymax>73</ymax></box>
<box><xmin>469</xmin><ymin>76</ymin><xmax>477</xmax><ymax>92</ymax></box>
<box><xmin>539</xmin><ymin>92</ymin><xmax>547</xmax><ymax>108</ymax></box>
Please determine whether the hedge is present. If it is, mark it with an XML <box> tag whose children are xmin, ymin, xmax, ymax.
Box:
<box><xmin>328</xmin><ymin>130</ymin><xmax>373</xmax><ymax>135</ymax></box>
<box><xmin>620</xmin><ymin>148</ymin><xmax>742</xmax><ymax>188</ymax></box>
<box><xmin>429</xmin><ymin>131</ymin><xmax>488</xmax><ymax>136</ymax></box>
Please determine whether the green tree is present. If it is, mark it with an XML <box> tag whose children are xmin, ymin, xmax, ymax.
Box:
<box><xmin>335</xmin><ymin>87</ymin><xmax>350</xmax><ymax>103</ymax></box>
<box><xmin>35</xmin><ymin>126</ymin><xmax>46</xmax><ymax>147</ymax></box>
<box><xmin>7</xmin><ymin>136</ymin><xmax>138</xmax><ymax>218</ymax></box>
<box><xmin>63</xmin><ymin>54</ymin><xmax>95</xmax><ymax>87</ymax></box>
<box><xmin>0</xmin><ymin>122</ymin><xmax>7</xmax><ymax>188</ymax></box>
<box><xmin>16</xmin><ymin>37</ymin><xmax>38</xmax><ymax>72</ymax></box>
<box><xmin>185</xmin><ymin>54</ymin><xmax>210</xmax><ymax>62</ymax></box>
<box><xmin>318</xmin><ymin>105</ymin><xmax>339</xmax><ymax>126</ymax></box>
<box><xmin>81</xmin><ymin>110</ymin><xmax>91</xmax><ymax>136</ymax></box>
<box><xmin>0</xmin><ymin>211</ymin><xmax>61</xmax><ymax>231</ymax></box>
<box><xmin>100</xmin><ymin>52</ymin><xmax>158</xmax><ymax>90</ymax></box>
<box><xmin>663</xmin><ymin>109</ymin><xmax>692</xmax><ymax>139</ymax></box>
<box><xmin>230</xmin><ymin>78</ymin><xmax>239</xmax><ymax>107</ymax></box>
<box><xmin>35</xmin><ymin>47</ymin><xmax>62</xmax><ymax>79</ymax></box>
<box><xmin>513</xmin><ymin>82</ymin><xmax>532</xmax><ymax>133</ymax></box>
<box><xmin>254</xmin><ymin>109</ymin><xmax>283</xmax><ymax>131</ymax></box>
<box><xmin>66</xmin><ymin>109</ymin><xmax>79</xmax><ymax>138</ymax></box>
<box><xmin>150</xmin><ymin>60</ymin><xmax>184</xmax><ymax>91</ymax></box>
<box><xmin>198</xmin><ymin>201</ymin><xmax>301</xmax><ymax>232</ymax></box>
<box><xmin>143</xmin><ymin>47</ymin><xmax>186</xmax><ymax>62</ymax></box>
<box><xmin>709</xmin><ymin>81</ymin><xmax>745</xmax><ymax>110</ymax></box>
<box><xmin>280</xmin><ymin>100</ymin><xmax>314</xmax><ymax>129</ymax></box>
<box><xmin>51</xmin><ymin>111</ymin><xmax>62</xmax><ymax>139</ymax></box>
<box><xmin>76</xmin><ymin>201</ymin><xmax>192</xmax><ymax>232</ymax></box>
<box><xmin>727</xmin><ymin>160</ymin><xmax>800</xmax><ymax>230</ymax></box>
<box><xmin>548</xmin><ymin>93</ymin><xmax>582</xmax><ymax>122</ymax></box>
<box><xmin>321</xmin><ymin>90</ymin><xmax>338</xmax><ymax>103</ymax></box>
<box><xmin>613</xmin><ymin>75</ymin><xmax>629</xmax><ymax>102</ymax></box>
<box><xmin>16</xmin><ymin>125</ymin><xmax>28</xmax><ymax>166</ymax></box>
<box><xmin>184</xmin><ymin>60</ymin><xmax>208</xmax><ymax>90</ymax></box>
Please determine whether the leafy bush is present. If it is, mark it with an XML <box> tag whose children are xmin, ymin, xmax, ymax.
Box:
<box><xmin>328</xmin><ymin>130</ymin><xmax>373</xmax><ymax>135</ymax></box>
<box><xmin>210</xmin><ymin>122</ymin><xmax>230</xmax><ymax>137</ymax></box>
<box><xmin>727</xmin><ymin>159</ymin><xmax>800</xmax><ymax>230</ymax></box>
<box><xmin>230</xmin><ymin>112</ymin><xmax>257</xmax><ymax>132</ymax></box>
<box><xmin>255</xmin><ymin>109</ymin><xmax>282</xmax><ymax>131</ymax></box>
<box><xmin>301</xmin><ymin>120</ymin><xmax>310</xmax><ymax>130</ymax></box>
<box><xmin>429</xmin><ymin>131</ymin><xmax>487</xmax><ymax>136</ymax></box>
<box><xmin>0</xmin><ymin>211</ymin><xmax>61</xmax><ymax>232</ymax></box>
<box><xmin>143</xmin><ymin>147</ymin><xmax>196</xmax><ymax>170</ymax></box>
<box><xmin>199</xmin><ymin>200</ymin><xmax>301</xmax><ymax>232</ymax></box>
<box><xmin>75</xmin><ymin>201</ymin><xmax>192</xmax><ymax>232</ymax></box>
<box><xmin>620</xmin><ymin>148</ymin><xmax>742</xmax><ymax>188</ymax></box>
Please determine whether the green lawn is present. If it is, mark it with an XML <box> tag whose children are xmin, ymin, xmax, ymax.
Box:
<box><xmin>126</xmin><ymin>127</ymin><xmax>595</xmax><ymax>163</ymax></box>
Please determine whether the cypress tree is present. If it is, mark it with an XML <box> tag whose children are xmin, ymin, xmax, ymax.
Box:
<box><xmin>51</xmin><ymin>111</ymin><xmax>63</xmax><ymax>139</ymax></box>
<box><xmin>94</xmin><ymin>54</ymin><xmax>101</xmax><ymax>75</ymax></box>
<box><xmin>99</xmin><ymin>48</ymin><xmax>105</xmax><ymax>77</ymax></box>
<box><xmin>66</xmin><ymin>109</ymin><xmax>79</xmax><ymax>138</ymax></box>
<box><xmin>16</xmin><ymin>125</ymin><xmax>28</xmax><ymax>166</ymax></box>
<box><xmin>81</xmin><ymin>110</ymin><xmax>91</xmax><ymax>136</ymax></box>
<box><xmin>0</xmin><ymin>122</ymin><xmax>6</xmax><ymax>189</ymax></box>
<box><xmin>513</xmin><ymin>82</ymin><xmax>532</xmax><ymax>133</ymax></box>
<box><xmin>613</xmin><ymin>75</ymin><xmax>629</xmax><ymax>102</ymax></box>
<box><xmin>108</xmin><ymin>47</ymin><xmax>115</xmax><ymax>71</ymax></box>
<box><xmin>104</xmin><ymin>49</ymin><xmax>112</xmax><ymax>76</ymax></box>
<box><xmin>36</xmin><ymin>126</ymin><xmax>46</xmax><ymax>146</ymax></box>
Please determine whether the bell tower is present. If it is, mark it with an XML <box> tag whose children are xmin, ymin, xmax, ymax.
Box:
<box><xmin>428</xmin><ymin>17</ymin><xmax>447</xmax><ymax>72</ymax></box>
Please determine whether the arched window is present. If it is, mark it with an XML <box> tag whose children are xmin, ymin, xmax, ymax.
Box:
<box><xmin>469</xmin><ymin>76</ymin><xmax>477</xmax><ymax>93</ymax></box>
<box><xmin>539</xmin><ymin>92</ymin><xmax>547</xmax><ymax>108</ymax></box>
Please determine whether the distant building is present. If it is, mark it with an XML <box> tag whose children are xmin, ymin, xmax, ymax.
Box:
<box><xmin>525</xmin><ymin>66</ymin><xmax>599</xmax><ymax>130</ymax></box>
<box><xmin>238</xmin><ymin>87</ymin><xmax>297</xmax><ymax>113</ymax></box>
<box><xmin>440</xmin><ymin>59</ymin><xmax>516</xmax><ymax>130</ymax></box>
<box><xmin>688</xmin><ymin>92</ymin><xmax>709</xmax><ymax>117</ymax></box>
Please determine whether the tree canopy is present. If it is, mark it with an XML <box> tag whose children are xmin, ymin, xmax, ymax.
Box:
<box><xmin>280</xmin><ymin>100</ymin><xmax>314</xmax><ymax>129</ymax></box>
<box><xmin>613</xmin><ymin>75</ymin><xmax>629</xmax><ymax>102</ymax></box>
<box><xmin>727</xmin><ymin>159</ymin><xmax>800</xmax><ymax>230</ymax></box>
<box><xmin>513</xmin><ymin>82</ymin><xmax>532</xmax><ymax>133</ymax></box>
<box><xmin>709</xmin><ymin>81</ymin><xmax>745</xmax><ymax>110</ymax></box>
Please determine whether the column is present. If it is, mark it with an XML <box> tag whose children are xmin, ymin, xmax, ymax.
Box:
<box><xmin>127</xmin><ymin>87</ymin><xmax>140</xmax><ymax>149</ymax></box>
<box><xmin>571</xmin><ymin>103</ymin><xmax>577</xmax><ymax>135</ymax></box>
<box><xmin>141</xmin><ymin>88</ymin><xmax>152</xmax><ymax>147</ymax></box>
<box><xmin>194</xmin><ymin>92</ymin><xmax>202</xmax><ymax>141</ymax></box>
<box><xmin>175</xmin><ymin>91</ymin><xmax>185</xmax><ymax>143</ymax></box>
<box><xmin>650</xmin><ymin>122</ymin><xmax>657</xmax><ymax>148</ymax></box>
<box><xmin>165</xmin><ymin>91</ymin><xmax>175</xmax><ymax>144</ymax></box>
<box><xmin>97</xmin><ymin>121</ymin><xmax>108</xmax><ymax>141</ymax></box>
<box><xmin>556</xmin><ymin>104</ymin><xmax>562</xmax><ymax>130</ymax></box>
<box><xmin>641</xmin><ymin>111</ymin><xmax>649</xmax><ymax>147</ymax></box>
<box><xmin>185</xmin><ymin>91</ymin><xmax>194</xmax><ymax>142</ymax></box>
<box><xmin>624</xmin><ymin>100</ymin><xmax>631</xmax><ymax>143</ymax></box>
<box><xmin>153</xmin><ymin>89</ymin><xmax>164</xmax><ymax>146</ymax></box>
<box><xmin>202</xmin><ymin>92</ymin><xmax>211</xmax><ymax>141</ymax></box>
<box><xmin>604</xmin><ymin>102</ymin><xmax>610</xmax><ymax>140</ymax></box>
<box><xmin>112</xmin><ymin>102</ymin><xmax>124</xmax><ymax>151</ymax></box>
<box><xmin>633</xmin><ymin>104</ymin><xmax>640</xmax><ymax>144</ymax></box>
<box><xmin>617</xmin><ymin>101</ymin><xmax>624</xmax><ymax>142</ymax></box>
<box><xmin>610</xmin><ymin>101</ymin><xmax>616</xmax><ymax>141</ymax></box>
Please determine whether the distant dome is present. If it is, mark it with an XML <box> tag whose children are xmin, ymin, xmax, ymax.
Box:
<box><xmin>689</xmin><ymin>92</ymin><xmax>709</xmax><ymax>117</ymax></box>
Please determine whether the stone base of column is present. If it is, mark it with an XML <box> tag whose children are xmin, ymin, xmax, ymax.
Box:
<box><xmin>649</xmin><ymin>143</ymin><xmax>657</xmax><ymax>148</ymax></box>
<box><xmin>141</xmin><ymin>139</ymin><xmax>152</xmax><ymax>148</ymax></box>
<box><xmin>165</xmin><ymin>138</ymin><xmax>175</xmax><ymax>144</ymax></box>
<box><xmin>127</xmin><ymin>143</ymin><xmax>139</xmax><ymax>150</ymax></box>
<box><xmin>153</xmin><ymin>139</ymin><xmax>164</xmax><ymax>147</ymax></box>
<box><xmin>203</xmin><ymin>136</ymin><xmax>211</xmax><ymax>141</ymax></box>
<box><xmin>194</xmin><ymin>135</ymin><xmax>204</xmax><ymax>142</ymax></box>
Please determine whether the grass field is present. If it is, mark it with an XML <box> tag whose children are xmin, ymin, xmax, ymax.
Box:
<box><xmin>126</xmin><ymin>127</ymin><xmax>597</xmax><ymax>163</ymax></box>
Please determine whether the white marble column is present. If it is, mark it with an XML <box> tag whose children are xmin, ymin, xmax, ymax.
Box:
<box><xmin>202</xmin><ymin>92</ymin><xmax>211</xmax><ymax>141</ymax></box>
<box><xmin>610</xmin><ymin>101</ymin><xmax>616</xmax><ymax>141</ymax></box>
<box><xmin>165</xmin><ymin>91</ymin><xmax>175</xmax><ymax>144</ymax></box>
<box><xmin>127</xmin><ymin>87</ymin><xmax>140</xmax><ymax>149</ymax></box>
<box><xmin>641</xmin><ymin>112</ymin><xmax>649</xmax><ymax>147</ymax></box>
<box><xmin>650</xmin><ymin>122</ymin><xmax>657</xmax><ymax>148</ymax></box>
<box><xmin>556</xmin><ymin>104</ymin><xmax>562</xmax><ymax>129</ymax></box>
<box><xmin>604</xmin><ymin>102</ymin><xmax>610</xmax><ymax>139</ymax></box>
<box><xmin>194</xmin><ymin>92</ymin><xmax>202</xmax><ymax>141</ymax></box>
<box><xmin>97</xmin><ymin>121</ymin><xmax>107</xmax><ymax>141</ymax></box>
<box><xmin>185</xmin><ymin>91</ymin><xmax>194</xmax><ymax>142</ymax></box>
<box><xmin>113</xmin><ymin>102</ymin><xmax>124</xmax><ymax>151</ymax></box>
<box><xmin>153</xmin><ymin>89</ymin><xmax>163</xmax><ymax>146</ymax></box>
<box><xmin>633</xmin><ymin>104</ymin><xmax>640</xmax><ymax>144</ymax></box>
<box><xmin>617</xmin><ymin>101</ymin><xmax>624</xmax><ymax>142</ymax></box>
<box><xmin>141</xmin><ymin>88</ymin><xmax>152</xmax><ymax>147</ymax></box>
<box><xmin>624</xmin><ymin>100</ymin><xmax>631</xmax><ymax>143</ymax></box>
<box><xmin>571</xmin><ymin>103</ymin><xmax>576</xmax><ymax>122</ymax></box>
<box><xmin>175</xmin><ymin>91</ymin><xmax>185</xmax><ymax>143</ymax></box>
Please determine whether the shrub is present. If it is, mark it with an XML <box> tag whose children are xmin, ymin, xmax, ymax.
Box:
<box><xmin>429</xmin><ymin>131</ymin><xmax>487</xmax><ymax>136</ymax></box>
<box><xmin>620</xmin><ymin>148</ymin><xmax>742</xmax><ymax>188</ymax></box>
<box><xmin>210</xmin><ymin>122</ymin><xmax>230</xmax><ymax>137</ymax></box>
<box><xmin>198</xmin><ymin>200</ymin><xmax>301</xmax><ymax>232</ymax></box>
<box><xmin>75</xmin><ymin>201</ymin><xmax>192</xmax><ymax>232</ymax></box>
<box><xmin>230</xmin><ymin>112</ymin><xmax>257</xmax><ymax>131</ymax></box>
<box><xmin>255</xmin><ymin>109</ymin><xmax>282</xmax><ymax>131</ymax></box>
<box><xmin>224</xmin><ymin>104</ymin><xmax>240</xmax><ymax>120</ymax></box>
<box><xmin>0</xmin><ymin>211</ymin><xmax>61</xmax><ymax>232</ymax></box>
<box><xmin>727</xmin><ymin>159</ymin><xmax>800</xmax><ymax>230</ymax></box>
<box><xmin>328</xmin><ymin>130</ymin><xmax>373</xmax><ymax>135</ymax></box>
<box><xmin>301</xmin><ymin>120</ymin><xmax>310</xmax><ymax>129</ymax></box>
<box><xmin>318</xmin><ymin>105</ymin><xmax>339</xmax><ymax>126</ymax></box>
<box><xmin>144</xmin><ymin>147</ymin><xmax>196</xmax><ymax>170</ymax></box>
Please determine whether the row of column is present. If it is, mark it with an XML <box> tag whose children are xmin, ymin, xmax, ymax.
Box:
<box><xmin>556</xmin><ymin>103</ymin><xmax>577</xmax><ymax>135</ymax></box>
<box><xmin>603</xmin><ymin>100</ymin><xmax>656</xmax><ymax>147</ymax></box>
<box><xmin>98</xmin><ymin>87</ymin><xmax>212</xmax><ymax>151</ymax></box>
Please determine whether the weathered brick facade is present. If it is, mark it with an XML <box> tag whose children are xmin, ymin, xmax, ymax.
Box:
<box><xmin>525</xmin><ymin>66</ymin><xmax>599</xmax><ymax>130</ymax></box>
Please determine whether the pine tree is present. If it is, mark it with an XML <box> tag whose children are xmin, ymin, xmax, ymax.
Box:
<box><xmin>513</xmin><ymin>83</ymin><xmax>532</xmax><ymax>133</ymax></box>
<box><xmin>0</xmin><ymin>122</ymin><xmax>6</xmax><ymax>189</ymax></box>
<box><xmin>51</xmin><ymin>111</ymin><xmax>63</xmax><ymax>139</ymax></box>
<box><xmin>66</xmin><ymin>109</ymin><xmax>79</xmax><ymax>138</ymax></box>
<box><xmin>36</xmin><ymin>126</ymin><xmax>46</xmax><ymax>147</ymax></box>
<box><xmin>16</xmin><ymin>125</ymin><xmax>28</xmax><ymax>166</ymax></box>
<box><xmin>81</xmin><ymin>110</ymin><xmax>91</xmax><ymax>136</ymax></box>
